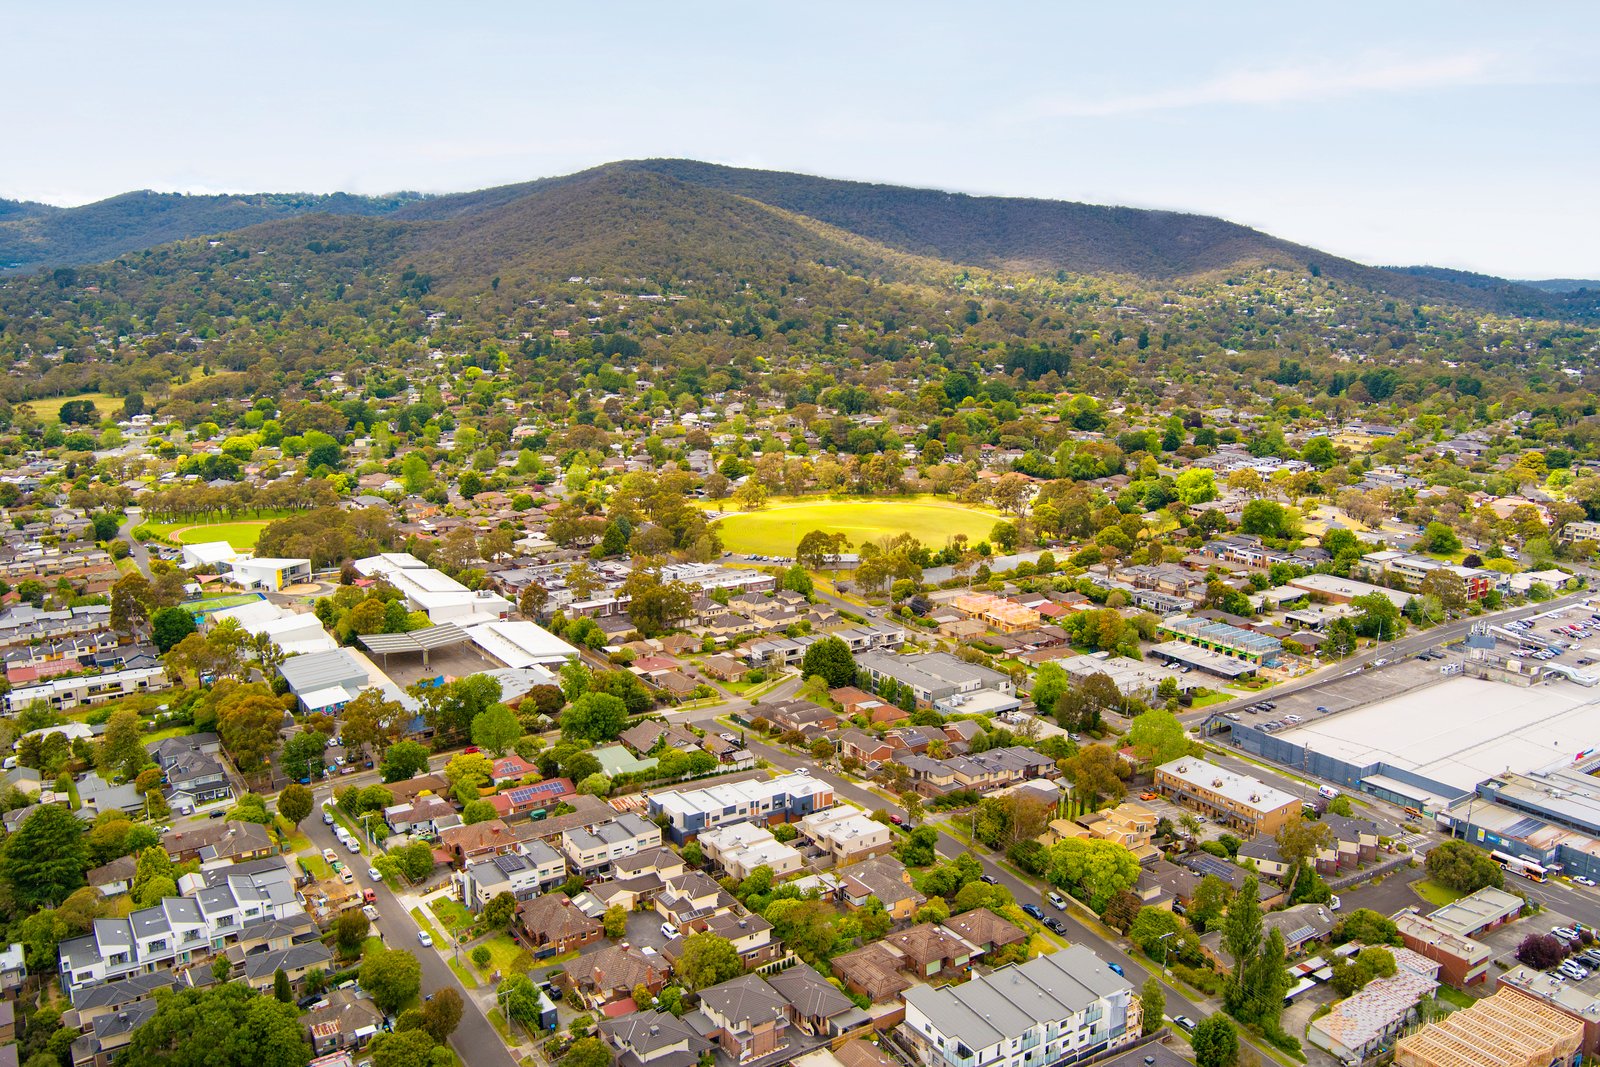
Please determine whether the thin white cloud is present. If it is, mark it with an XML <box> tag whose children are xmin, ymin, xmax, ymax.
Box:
<box><xmin>1036</xmin><ymin>51</ymin><xmax>1507</xmax><ymax>118</ymax></box>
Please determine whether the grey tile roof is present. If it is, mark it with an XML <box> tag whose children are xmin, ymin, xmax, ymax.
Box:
<box><xmin>902</xmin><ymin>945</ymin><xmax>1130</xmax><ymax>1050</ymax></box>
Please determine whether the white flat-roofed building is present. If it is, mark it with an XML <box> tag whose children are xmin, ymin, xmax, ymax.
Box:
<box><xmin>225</xmin><ymin>556</ymin><xmax>312</xmax><ymax>592</ymax></box>
<box><xmin>354</xmin><ymin>554</ymin><xmax>511</xmax><ymax>624</ymax></box>
<box><xmin>181</xmin><ymin>541</ymin><xmax>243</xmax><ymax>571</ymax></box>
<box><xmin>466</xmin><ymin>619</ymin><xmax>579</xmax><ymax>667</ymax></box>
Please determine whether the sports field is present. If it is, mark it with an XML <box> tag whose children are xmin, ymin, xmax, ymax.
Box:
<box><xmin>147</xmin><ymin>520</ymin><xmax>271</xmax><ymax>551</ymax></box>
<box><xmin>712</xmin><ymin>497</ymin><xmax>1001</xmax><ymax>557</ymax></box>
<box><xmin>19</xmin><ymin>391</ymin><xmax>124</xmax><ymax>424</ymax></box>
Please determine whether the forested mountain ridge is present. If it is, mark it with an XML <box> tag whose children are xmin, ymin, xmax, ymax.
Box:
<box><xmin>4</xmin><ymin>160</ymin><xmax>1594</xmax><ymax>324</ymax></box>
<box><xmin>0</xmin><ymin>189</ymin><xmax>427</xmax><ymax>273</ymax></box>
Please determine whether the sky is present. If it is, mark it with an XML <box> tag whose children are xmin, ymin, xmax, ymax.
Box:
<box><xmin>7</xmin><ymin>2</ymin><xmax>1599</xmax><ymax>278</ymax></box>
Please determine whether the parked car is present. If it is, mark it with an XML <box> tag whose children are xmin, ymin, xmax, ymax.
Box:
<box><xmin>322</xmin><ymin>849</ymin><xmax>338</xmax><ymax>864</ymax></box>
<box><xmin>1048</xmin><ymin>892</ymin><xmax>1067</xmax><ymax>911</ymax></box>
<box><xmin>346</xmin><ymin>839</ymin><xmax>360</xmax><ymax>854</ymax></box>
<box><xmin>1140</xmin><ymin>792</ymin><xmax>1159</xmax><ymax>801</ymax></box>
<box><xmin>1043</xmin><ymin>917</ymin><xmax>1066</xmax><ymax>934</ymax></box>
<box><xmin>1573</xmin><ymin>876</ymin><xmax>1597</xmax><ymax>887</ymax></box>
<box><xmin>1021</xmin><ymin>904</ymin><xmax>1045</xmax><ymax>920</ymax></box>
<box><xmin>417</xmin><ymin>931</ymin><xmax>433</xmax><ymax>948</ymax></box>
<box><xmin>362</xmin><ymin>905</ymin><xmax>380</xmax><ymax>922</ymax></box>
<box><xmin>339</xmin><ymin>869</ymin><xmax>354</xmax><ymax>885</ymax></box>
<box><xmin>369</xmin><ymin>868</ymin><xmax>383</xmax><ymax>882</ymax></box>
<box><xmin>1107</xmin><ymin>962</ymin><xmax>1124</xmax><ymax>976</ymax></box>
<box><xmin>1329</xmin><ymin>894</ymin><xmax>1342</xmax><ymax>911</ymax></box>
<box><xmin>661</xmin><ymin>922</ymin><xmax>679</xmax><ymax>940</ymax></box>
<box><xmin>1173</xmin><ymin>1015</ymin><xmax>1197</xmax><ymax>1034</ymax></box>
<box><xmin>322</xmin><ymin>810</ymin><xmax>335</xmax><ymax>826</ymax></box>
<box><xmin>363</xmin><ymin>888</ymin><xmax>377</xmax><ymax>903</ymax></box>
<box><xmin>980</xmin><ymin>874</ymin><xmax>999</xmax><ymax>885</ymax></box>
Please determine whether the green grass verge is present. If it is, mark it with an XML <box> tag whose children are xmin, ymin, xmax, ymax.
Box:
<box><xmin>448</xmin><ymin>957</ymin><xmax>481</xmax><ymax>989</ymax></box>
<box><xmin>1435</xmin><ymin>985</ymin><xmax>1474</xmax><ymax>1010</ymax></box>
<box><xmin>709</xmin><ymin>496</ymin><xmax>1002</xmax><ymax>556</ymax></box>
<box><xmin>410</xmin><ymin>906</ymin><xmax>444</xmax><ymax>945</ymax></box>
<box><xmin>1413</xmin><ymin>879</ymin><xmax>1465</xmax><ymax>907</ymax></box>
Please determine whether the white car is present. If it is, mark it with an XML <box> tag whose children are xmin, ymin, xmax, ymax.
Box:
<box><xmin>661</xmin><ymin>922</ymin><xmax>679</xmax><ymax>940</ymax></box>
<box><xmin>418</xmin><ymin>931</ymin><xmax>434</xmax><ymax>948</ymax></box>
<box><xmin>322</xmin><ymin>810</ymin><xmax>335</xmax><ymax>825</ymax></box>
<box><xmin>339</xmin><ymin>869</ymin><xmax>354</xmax><ymax>885</ymax></box>
<box><xmin>1574</xmin><ymin>876</ymin><xmax>1597</xmax><ymax>887</ymax></box>
<box><xmin>346</xmin><ymin>839</ymin><xmax>361</xmax><ymax>854</ymax></box>
<box><xmin>369</xmin><ymin>868</ymin><xmax>383</xmax><ymax>882</ymax></box>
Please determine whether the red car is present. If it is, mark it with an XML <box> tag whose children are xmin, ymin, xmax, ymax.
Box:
<box><xmin>463</xmin><ymin>746</ymin><xmax>480</xmax><ymax>755</ymax></box>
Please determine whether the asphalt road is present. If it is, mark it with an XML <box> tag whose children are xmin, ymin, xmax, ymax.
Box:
<box><xmin>119</xmin><ymin>509</ymin><xmax>152</xmax><ymax>577</ymax></box>
<box><xmin>306</xmin><ymin>788</ymin><xmax>518</xmax><ymax>1067</ymax></box>
<box><xmin>1179</xmin><ymin>590</ymin><xmax>1596</xmax><ymax>727</ymax></box>
<box><xmin>688</xmin><ymin>719</ymin><xmax>1227</xmax><ymax>1058</ymax></box>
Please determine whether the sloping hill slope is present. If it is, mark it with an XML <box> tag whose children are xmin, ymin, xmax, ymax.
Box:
<box><xmin>0</xmin><ymin>190</ymin><xmax>424</xmax><ymax>272</ymax></box>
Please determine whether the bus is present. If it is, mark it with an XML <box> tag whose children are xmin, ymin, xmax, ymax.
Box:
<box><xmin>1491</xmin><ymin>849</ymin><xmax>1548</xmax><ymax>883</ymax></box>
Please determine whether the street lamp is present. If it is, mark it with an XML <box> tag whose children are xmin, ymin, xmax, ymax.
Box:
<box><xmin>1155</xmin><ymin>930</ymin><xmax>1175</xmax><ymax>969</ymax></box>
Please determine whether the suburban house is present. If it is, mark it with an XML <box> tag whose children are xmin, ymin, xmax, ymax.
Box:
<box><xmin>517</xmin><ymin>893</ymin><xmax>604</xmax><ymax>957</ymax></box>
<box><xmin>458</xmin><ymin>842</ymin><xmax>566</xmax><ymax>909</ymax></box>
<box><xmin>837</xmin><ymin>856</ymin><xmax>925</xmax><ymax>922</ymax></box>
<box><xmin>694</xmin><ymin>974</ymin><xmax>791</xmax><ymax>1064</ymax></box>
<box><xmin>599</xmin><ymin>1009</ymin><xmax>713</xmax><ymax>1067</ymax></box>
<box><xmin>438</xmin><ymin>820</ymin><xmax>522</xmax><ymax>865</ymax></box>
<box><xmin>561</xmin><ymin>943</ymin><xmax>669</xmax><ymax>1011</ymax></box>
<box><xmin>766</xmin><ymin>963</ymin><xmax>862</xmax><ymax>1038</ymax></box>
<box><xmin>303</xmin><ymin>988</ymin><xmax>385</xmax><ymax>1057</ymax></box>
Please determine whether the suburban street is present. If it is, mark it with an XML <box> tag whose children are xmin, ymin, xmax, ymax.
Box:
<box><xmin>305</xmin><ymin>786</ymin><xmax>519</xmax><ymax>1067</ymax></box>
<box><xmin>1178</xmin><ymin>590</ymin><xmax>1595</xmax><ymax>727</ymax></box>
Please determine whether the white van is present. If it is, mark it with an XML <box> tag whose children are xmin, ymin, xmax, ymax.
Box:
<box><xmin>1318</xmin><ymin>786</ymin><xmax>1341</xmax><ymax>800</ymax></box>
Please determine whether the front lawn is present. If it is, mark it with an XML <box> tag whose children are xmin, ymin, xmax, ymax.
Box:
<box><xmin>429</xmin><ymin>897</ymin><xmax>475</xmax><ymax>936</ymax></box>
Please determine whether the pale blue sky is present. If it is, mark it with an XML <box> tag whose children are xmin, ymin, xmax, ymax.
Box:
<box><xmin>8</xmin><ymin>2</ymin><xmax>1598</xmax><ymax>277</ymax></box>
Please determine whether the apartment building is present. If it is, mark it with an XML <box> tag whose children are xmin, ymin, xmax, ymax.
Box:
<box><xmin>1355</xmin><ymin>551</ymin><xmax>1497</xmax><ymax>602</ymax></box>
<box><xmin>796</xmin><ymin>808</ymin><xmax>894</xmax><ymax>866</ymax></box>
<box><xmin>1154</xmin><ymin>756</ymin><xmax>1299</xmax><ymax>836</ymax></box>
<box><xmin>58</xmin><ymin>859</ymin><xmax>303</xmax><ymax>996</ymax></box>
<box><xmin>697</xmin><ymin>823</ymin><xmax>804</xmax><ymax>880</ymax></box>
<box><xmin>5</xmin><ymin>666</ymin><xmax>168</xmax><ymax>714</ymax></box>
<box><xmin>901</xmin><ymin>946</ymin><xmax>1139</xmax><ymax>1067</ymax></box>
<box><xmin>648</xmin><ymin>772</ymin><xmax>834</xmax><ymax>843</ymax></box>
<box><xmin>560</xmin><ymin>813</ymin><xmax>662</xmax><ymax>876</ymax></box>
